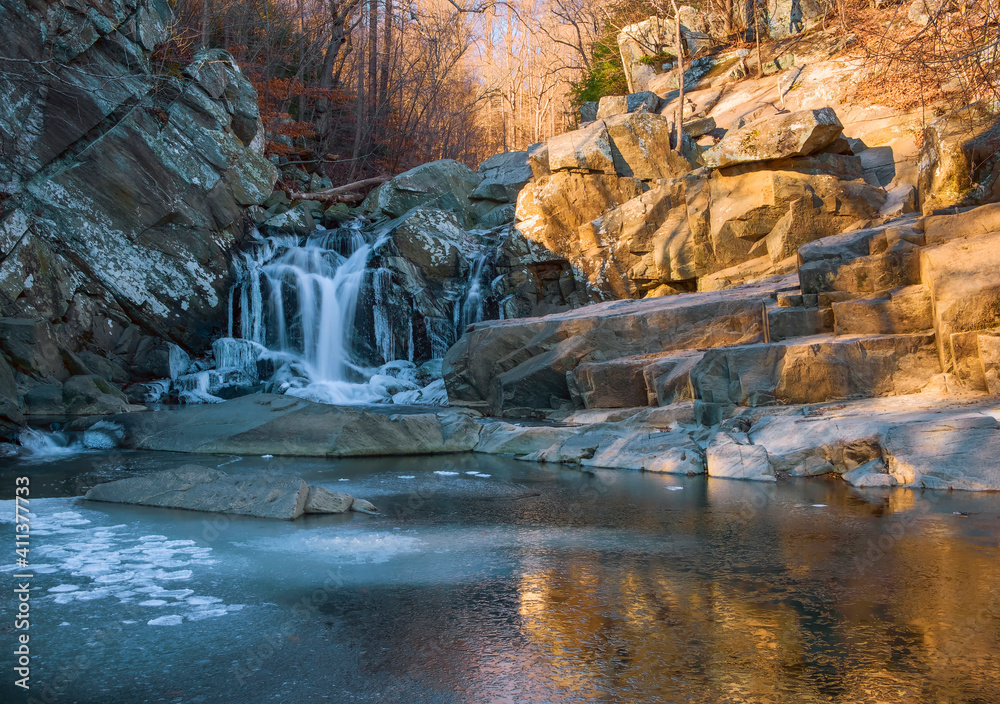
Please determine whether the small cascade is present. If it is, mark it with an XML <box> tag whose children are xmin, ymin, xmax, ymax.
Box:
<box><xmin>456</xmin><ymin>249</ymin><xmax>494</xmax><ymax>335</ymax></box>
<box><xmin>16</xmin><ymin>427</ymin><xmax>87</xmax><ymax>460</ymax></box>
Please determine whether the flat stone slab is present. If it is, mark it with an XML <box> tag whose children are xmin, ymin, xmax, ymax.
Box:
<box><xmin>885</xmin><ymin>416</ymin><xmax>1000</xmax><ymax>491</ymax></box>
<box><xmin>84</xmin><ymin>466</ymin><xmax>311</xmax><ymax>519</ymax></box>
<box><xmin>84</xmin><ymin>466</ymin><xmax>377</xmax><ymax>519</ymax></box>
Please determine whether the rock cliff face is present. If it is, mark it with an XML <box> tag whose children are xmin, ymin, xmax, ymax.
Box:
<box><xmin>0</xmin><ymin>0</ymin><xmax>276</xmax><ymax>435</ymax></box>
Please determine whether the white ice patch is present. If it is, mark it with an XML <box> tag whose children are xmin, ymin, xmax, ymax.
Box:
<box><xmin>434</xmin><ymin>471</ymin><xmax>459</xmax><ymax>476</ymax></box>
<box><xmin>664</xmin><ymin>486</ymin><xmax>684</xmax><ymax>491</ymax></box>
<box><xmin>241</xmin><ymin>532</ymin><xmax>422</xmax><ymax>565</ymax></box>
<box><xmin>398</xmin><ymin>476</ymin><xmax>415</xmax><ymax>479</ymax></box>
<box><xmin>0</xmin><ymin>501</ymin><xmax>238</xmax><ymax>627</ymax></box>
<box><xmin>148</xmin><ymin>615</ymin><xmax>183</xmax><ymax>626</ymax></box>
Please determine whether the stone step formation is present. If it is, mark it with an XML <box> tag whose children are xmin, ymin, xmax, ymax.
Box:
<box><xmin>442</xmin><ymin>201</ymin><xmax>1000</xmax><ymax>490</ymax></box>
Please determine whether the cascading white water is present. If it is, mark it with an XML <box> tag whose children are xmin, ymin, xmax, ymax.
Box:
<box><xmin>17</xmin><ymin>427</ymin><xmax>88</xmax><ymax>459</ymax></box>
<box><xmin>230</xmin><ymin>222</ymin><xmax>382</xmax><ymax>404</ymax></box>
<box><xmin>456</xmin><ymin>250</ymin><xmax>491</xmax><ymax>334</ymax></box>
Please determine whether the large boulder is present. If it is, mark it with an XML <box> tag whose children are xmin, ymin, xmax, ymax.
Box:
<box><xmin>706</xmin><ymin>431</ymin><xmax>775</xmax><ymax>482</ymax></box>
<box><xmin>885</xmin><ymin>416</ymin><xmax>1000</xmax><ymax>490</ymax></box>
<box><xmin>691</xmin><ymin>333</ymin><xmax>939</xmax><ymax>408</ymax></box>
<box><xmin>547</xmin><ymin>121</ymin><xmax>617</xmax><ymax>174</ymax></box>
<box><xmin>702</xmin><ymin>108</ymin><xmax>845</xmax><ymax>168</ymax></box>
<box><xmin>471</xmin><ymin>151</ymin><xmax>533</xmax><ymax>205</ymax></box>
<box><xmin>0</xmin><ymin>353</ymin><xmax>24</xmax><ymax>440</ymax></box>
<box><xmin>515</xmin><ymin>171</ymin><xmax>645</xmax><ymax>260</ymax></box>
<box><xmin>370</xmin><ymin>208</ymin><xmax>476</xmax><ymax>357</ymax></box>
<box><xmin>617</xmin><ymin>16</ymin><xmax>714</xmax><ymax>93</ymax></box>
<box><xmin>708</xmin><ymin>168</ymin><xmax>885</xmax><ymax>268</ymax></box>
<box><xmin>604</xmin><ymin>112</ymin><xmax>694</xmax><ymax>181</ymax></box>
<box><xmin>917</xmin><ymin>106</ymin><xmax>1000</xmax><ymax>213</ymax></box>
<box><xmin>369</xmin><ymin>159</ymin><xmax>484</xmax><ymax>226</ymax></box>
<box><xmin>918</xmin><ymin>227</ymin><xmax>1000</xmax><ymax>389</ymax></box>
<box><xmin>62</xmin><ymin>375</ymin><xmax>130</xmax><ymax>415</ymax></box>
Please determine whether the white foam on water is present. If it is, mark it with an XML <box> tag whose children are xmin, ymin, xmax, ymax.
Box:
<box><xmin>665</xmin><ymin>486</ymin><xmax>684</xmax><ymax>491</ymax></box>
<box><xmin>398</xmin><ymin>476</ymin><xmax>415</xmax><ymax>479</ymax></box>
<box><xmin>474</xmin><ymin>474</ymin><xmax>491</xmax><ymax>478</ymax></box>
<box><xmin>16</xmin><ymin>428</ymin><xmax>91</xmax><ymax>461</ymax></box>
<box><xmin>434</xmin><ymin>471</ymin><xmax>459</xmax><ymax>476</ymax></box>
<box><xmin>338</xmin><ymin>478</ymin><xmax>350</xmax><ymax>482</ymax></box>
<box><xmin>465</xmin><ymin>471</ymin><xmax>479</xmax><ymax>475</ymax></box>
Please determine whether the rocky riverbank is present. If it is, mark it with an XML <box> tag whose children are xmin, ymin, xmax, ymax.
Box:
<box><xmin>4</xmin><ymin>0</ymin><xmax>1000</xmax><ymax>494</ymax></box>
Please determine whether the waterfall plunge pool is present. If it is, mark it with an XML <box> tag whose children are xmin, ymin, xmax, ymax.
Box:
<box><xmin>2</xmin><ymin>449</ymin><xmax>999</xmax><ymax>703</ymax></box>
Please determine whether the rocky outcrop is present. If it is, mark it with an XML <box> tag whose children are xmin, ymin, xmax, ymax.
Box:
<box><xmin>444</xmin><ymin>279</ymin><xmax>780</xmax><ymax>416</ymax></box>
<box><xmin>84</xmin><ymin>465</ymin><xmax>378</xmax><ymax>519</ymax></box>
<box><xmin>0</xmin><ymin>0</ymin><xmax>277</xmax><ymax>435</ymax></box>
<box><xmin>514</xmin><ymin>103</ymin><xmax>886</xmax><ymax>300</ymax></box>
<box><xmin>439</xmin><ymin>199</ymin><xmax>1000</xmax><ymax>490</ymax></box>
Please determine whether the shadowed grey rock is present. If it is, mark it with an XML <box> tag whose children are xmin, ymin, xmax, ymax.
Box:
<box><xmin>76</xmin><ymin>393</ymin><xmax>482</xmax><ymax>455</ymax></box>
<box><xmin>84</xmin><ymin>466</ymin><xmax>311</xmax><ymax>520</ymax></box>
<box><xmin>885</xmin><ymin>416</ymin><xmax>1000</xmax><ymax>490</ymax></box>
<box><xmin>304</xmin><ymin>486</ymin><xmax>354</xmax><ymax>514</ymax></box>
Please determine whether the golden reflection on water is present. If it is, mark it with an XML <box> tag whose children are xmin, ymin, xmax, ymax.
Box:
<box><xmin>513</xmin><ymin>486</ymin><xmax>1000</xmax><ymax>703</ymax></box>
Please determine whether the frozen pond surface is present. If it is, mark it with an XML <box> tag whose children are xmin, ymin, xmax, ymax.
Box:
<box><xmin>2</xmin><ymin>449</ymin><xmax>1000</xmax><ymax>703</ymax></box>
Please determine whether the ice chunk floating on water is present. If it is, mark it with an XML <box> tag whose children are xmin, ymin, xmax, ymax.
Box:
<box><xmin>0</xmin><ymin>501</ymin><xmax>237</xmax><ymax>626</ymax></box>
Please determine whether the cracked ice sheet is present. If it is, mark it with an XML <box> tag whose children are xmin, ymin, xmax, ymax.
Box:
<box><xmin>0</xmin><ymin>498</ymin><xmax>243</xmax><ymax>626</ymax></box>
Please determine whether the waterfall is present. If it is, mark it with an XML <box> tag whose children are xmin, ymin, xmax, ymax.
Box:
<box><xmin>456</xmin><ymin>249</ymin><xmax>492</xmax><ymax>335</ymax></box>
<box><xmin>229</xmin><ymin>222</ymin><xmax>381</xmax><ymax>404</ymax></box>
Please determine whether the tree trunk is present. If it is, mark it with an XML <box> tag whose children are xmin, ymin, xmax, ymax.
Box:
<box><xmin>368</xmin><ymin>0</ymin><xmax>379</xmax><ymax>129</ymax></box>
<box><xmin>350</xmin><ymin>55</ymin><xmax>366</xmax><ymax>180</ymax></box>
<box><xmin>379</xmin><ymin>0</ymin><xmax>392</xmax><ymax>111</ymax></box>
<box><xmin>201</xmin><ymin>0</ymin><xmax>210</xmax><ymax>48</ymax></box>
<box><xmin>672</xmin><ymin>0</ymin><xmax>684</xmax><ymax>152</ymax></box>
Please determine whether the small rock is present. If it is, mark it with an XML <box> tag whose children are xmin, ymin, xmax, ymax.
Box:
<box><xmin>350</xmin><ymin>498</ymin><xmax>378</xmax><ymax>515</ymax></box>
<box><xmin>304</xmin><ymin>486</ymin><xmax>354</xmax><ymax>514</ymax></box>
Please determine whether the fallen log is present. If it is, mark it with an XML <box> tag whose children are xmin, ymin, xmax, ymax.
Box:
<box><xmin>290</xmin><ymin>176</ymin><xmax>390</xmax><ymax>203</ymax></box>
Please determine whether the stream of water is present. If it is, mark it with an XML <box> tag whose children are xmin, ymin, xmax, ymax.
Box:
<box><xmin>2</xmin><ymin>446</ymin><xmax>999</xmax><ymax>703</ymax></box>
